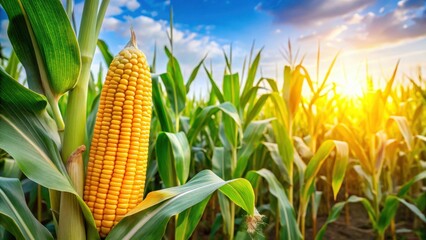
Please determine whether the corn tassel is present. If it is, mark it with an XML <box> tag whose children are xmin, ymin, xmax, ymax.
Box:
<box><xmin>83</xmin><ymin>30</ymin><xmax>152</xmax><ymax>237</ymax></box>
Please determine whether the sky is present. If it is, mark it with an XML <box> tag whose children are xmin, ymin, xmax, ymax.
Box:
<box><xmin>1</xmin><ymin>0</ymin><xmax>426</xmax><ymax>97</ymax></box>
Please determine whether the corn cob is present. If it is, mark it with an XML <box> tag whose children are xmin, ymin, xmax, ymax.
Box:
<box><xmin>83</xmin><ymin>30</ymin><xmax>152</xmax><ymax>237</ymax></box>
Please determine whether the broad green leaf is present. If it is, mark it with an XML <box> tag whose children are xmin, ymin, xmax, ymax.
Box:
<box><xmin>212</xmin><ymin>147</ymin><xmax>231</xmax><ymax>180</ymax></box>
<box><xmin>377</xmin><ymin>195</ymin><xmax>426</xmax><ymax>235</ymax></box>
<box><xmin>377</xmin><ymin>195</ymin><xmax>398</xmax><ymax>234</ymax></box>
<box><xmin>0</xmin><ymin>158</ymin><xmax>21</xmax><ymax>178</ymax></box>
<box><xmin>156</xmin><ymin>132</ymin><xmax>191</xmax><ymax>187</ymax></box>
<box><xmin>269</xmin><ymin>92</ymin><xmax>289</xmax><ymax>130</ymax></box>
<box><xmin>315</xmin><ymin>196</ymin><xmax>375</xmax><ymax>240</ymax></box>
<box><xmin>244</xmin><ymin>94</ymin><xmax>270</xmax><ymax>128</ymax></box>
<box><xmin>246</xmin><ymin>169</ymin><xmax>301</xmax><ymax>240</ymax></box>
<box><xmin>163</xmin><ymin>46</ymin><xmax>186</xmax><ymax>114</ymax></box>
<box><xmin>218</xmin><ymin>191</ymin><xmax>233</xmax><ymax>237</ymax></box>
<box><xmin>240</xmin><ymin>86</ymin><xmax>260</xmax><ymax>111</ymax></box>
<box><xmin>222</xmin><ymin>113</ymin><xmax>239</xmax><ymax>151</ymax></box>
<box><xmin>2</xmin><ymin>0</ymin><xmax>80</xmax><ymax>97</ymax></box>
<box><xmin>398</xmin><ymin>171</ymin><xmax>426</xmax><ymax>197</ymax></box>
<box><xmin>302</xmin><ymin>140</ymin><xmax>348</xmax><ymax>200</ymax></box>
<box><xmin>204</xmin><ymin>65</ymin><xmax>224</xmax><ymax>103</ymax></box>
<box><xmin>263</xmin><ymin>142</ymin><xmax>290</xmax><ymax>183</ymax></box>
<box><xmin>241</xmin><ymin>50</ymin><xmax>262</xmax><ymax>100</ymax></box>
<box><xmin>398</xmin><ymin>198</ymin><xmax>426</xmax><ymax>223</ymax></box>
<box><xmin>187</xmin><ymin>102</ymin><xmax>240</xmax><ymax>145</ymax></box>
<box><xmin>186</xmin><ymin>55</ymin><xmax>206</xmax><ymax>93</ymax></box>
<box><xmin>271</xmin><ymin>120</ymin><xmax>293</xmax><ymax>171</ymax></box>
<box><xmin>152</xmin><ymin>76</ymin><xmax>173</xmax><ymax>132</ymax></box>
<box><xmin>234</xmin><ymin>119</ymin><xmax>270</xmax><ymax>178</ymax></box>
<box><xmin>223</xmin><ymin>73</ymin><xmax>240</xmax><ymax>108</ymax></box>
<box><xmin>97</xmin><ymin>39</ymin><xmax>113</xmax><ymax>66</ymax></box>
<box><xmin>0</xmin><ymin>70</ymin><xmax>99</xmax><ymax>239</ymax></box>
<box><xmin>0</xmin><ymin>69</ymin><xmax>67</xmax><ymax>189</ymax></box>
<box><xmin>0</xmin><ymin>177</ymin><xmax>53</xmax><ymax>240</ymax></box>
<box><xmin>108</xmin><ymin>170</ymin><xmax>255</xmax><ymax>240</ymax></box>
<box><xmin>176</xmin><ymin>196</ymin><xmax>211</xmax><ymax>240</ymax></box>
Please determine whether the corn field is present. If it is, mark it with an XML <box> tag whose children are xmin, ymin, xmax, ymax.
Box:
<box><xmin>0</xmin><ymin>1</ymin><xmax>425</xmax><ymax>240</ymax></box>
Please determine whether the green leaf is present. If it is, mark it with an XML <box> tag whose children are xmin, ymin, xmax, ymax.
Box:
<box><xmin>398</xmin><ymin>171</ymin><xmax>426</xmax><ymax>197</ymax></box>
<box><xmin>212</xmin><ymin>147</ymin><xmax>231</xmax><ymax>180</ymax></box>
<box><xmin>234</xmin><ymin>119</ymin><xmax>270</xmax><ymax>178</ymax></box>
<box><xmin>244</xmin><ymin>94</ymin><xmax>270</xmax><ymax>128</ymax></box>
<box><xmin>156</xmin><ymin>132</ymin><xmax>191</xmax><ymax>187</ymax></box>
<box><xmin>263</xmin><ymin>142</ymin><xmax>290</xmax><ymax>183</ymax></box>
<box><xmin>152</xmin><ymin>76</ymin><xmax>174</xmax><ymax>132</ymax></box>
<box><xmin>377</xmin><ymin>195</ymin><xmax>399</xmax><ymax>234</ymax></box>
<box><xmin>377</xmin><ymin>195</ymin><xmax>426</xmax><ymax>235</ymax></box>
<box><xmin>204</xmin><ymin>65</ymin><xmax>224</xmax><ymax>103</ymax></box>
<box><xmin>240</xmin><ymin>86</ymin><xmax>260</xmax><ymax>110</ymax></box>
<box><xmin>269</xmin><ymin>92</ymin><xmax>289</xmax><ymax>130</ymax></box>
<box><xmin>0</xmin><ymin>70</ymin><xmax>99</xmax><ymax>239</ymax></box>
<box><xmin>187</xmin><ymin>102</ymin><xmax>241</xmax><ymax>145</ymax></box>
<box><xmin>246</xmin><ymin>169</ymin><xmax>301</xmax><ymax>240</ymax></box>
<box><xmin>185</xmin><ymin>55</ymin><xmax>206</xmax><ymax>93</ymax></box>
<box><xmin>271</xmin><ymin>120</ymin><xmax>293</xmax><ymax>171</ymax></box>
<box><xmin>223</xmin><ymin>73</ymin><xmax>240</xmax><ymax>108</ymax></box>
<box><xmin>218</xmin><ymin>192</ymin><xmax>232</xmax><ymax>237</ymax></box>
<box><xmin>107</xmin><ymin>170</ymin><xmax>255</xmax><ymax>239</ymax></box>
<box><xmin>97</xmin><ymin>39</ymin><xmax>113</xmax><ymax>66</ymax></box>
<box><xmin>316</xmin><ymin>196</ymin><xmax>375</xmax><ymax>240</ymax></box>
<box><xmin>176</xmin><ymin>196</ymin><xmax>211</xmax><ymax>240</ymax></box>
<box><xmin>0</xmin><ymin>69</ymin><xmax>67</xmax><ymax>189</ymax></box>
<box><xmin>0</xmin><ymin>177</ymin><xmax>53</xmax><ymax>240</ymax></box>
<box><xmin>302</xmin><ymin>140</ymin><xmax>348</xmax><ymax>200</ymax></box>
<box><xmin>163</xmin><ymin>46</ymin><xmax>186</xmax><ymax>114</ymax></box>
<box><xmin>1</xmin><ymin>157</ymin><xmax>21</xmax><ymax>178</ymax></box>
<box><xmin>241</xmin><ymin>50</ymin><xmax>262</xmax><ymax>100</ymax></box>
<box><xmin>1</xmin><ymin>0</ymin><xmax>80</xmax><ymax>97</ymax></box>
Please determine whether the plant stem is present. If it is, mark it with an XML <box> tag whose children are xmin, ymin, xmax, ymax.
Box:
<box><xmin>370</xmin><ymin>134</ymin><xmax>383</xmax><ymax>240</ymax></box>
<box><xmin>288</xmin><ymin>119</ymin><xmax>294</xmax><ymax>206</ymax></box>
<box><xmin>58</xmin><ymin>0</ymin><xmax>105</xmax><ymax>239</ymax></box>
<box><xmin>298</xmin><ymin>200</ymin><xmax>307</xmax><ymax>238</ymax></box>
<box><xmin>229</xmin><ymin>201</ymin><xmax>235</xmax><ymax>240</ymax></box>
<box><xmin>57</xmin><ymin>192</ymin><xmax>86</xmax><ymax>240</ymax></box>
<box><xmin>62</xmin><ymin>0</ymin><xmax>99</xmax><ymax>161</ymax></box>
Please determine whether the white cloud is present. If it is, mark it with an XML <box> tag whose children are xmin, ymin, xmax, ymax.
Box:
<box><xmin>100</xmin><ymin>15</ymin><xmax>227</xmax><ymax>79</ymax></box>
<box><xmin>346</xmin><ymin>13</ymin><xmax>365</xmax><ymax>24</ymax></box>
<box><xmin>106</xmin><ymin>0</ymin><xmax>140</xmax><ymax>17</ymax></box>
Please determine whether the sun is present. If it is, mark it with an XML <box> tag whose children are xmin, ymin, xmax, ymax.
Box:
<box><xmin>337</xmin><ymin>78</ymin><xmax>365</xmax><ymax>98</ymax></box>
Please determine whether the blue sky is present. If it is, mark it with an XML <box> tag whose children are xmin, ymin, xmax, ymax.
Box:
<box><xmin>1</xmin><ymin>0</ymin><xmax>426</xmax><ymax>96</ymax></box>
